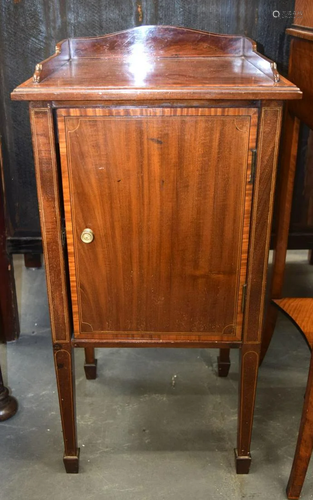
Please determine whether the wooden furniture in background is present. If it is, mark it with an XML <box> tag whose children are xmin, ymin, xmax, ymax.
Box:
<box><xmin>24</xmin><ymin>253</ymin><xmax>42</xmax><ymax>269</ymax></box>
<box><xmin>0</xmin><ymin>138</ymin><xmax>19</xmax><ymax>344</ymax></box>
<box><xmin>0</xmin><ymin>363</ymin><xmax>18</xmax><ymax>421</ymax></box>
<box><xmin>261</xmin><ymin>0</ymin><xmax>313</xmax><ymax>363</ymax></box>
<box><xmin>273</xmin><ymin>298</ymin><xmax>313</xmax><ymax>500</ymax></box>
<box><xmin>12</xmin><ymin>26</ymin><xmax>300</xmax><ymax>474</ymax></box>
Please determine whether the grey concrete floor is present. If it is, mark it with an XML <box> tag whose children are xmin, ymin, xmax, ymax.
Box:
<box><xmin>1</xmin><ymin>252</ymin><xmax>313</xmax><ymax>499</ymax></box>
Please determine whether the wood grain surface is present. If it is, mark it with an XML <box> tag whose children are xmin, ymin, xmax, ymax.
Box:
<box><xmin>293</xmin><ymin>0</ymin><xmax>313</xmax><ymax>29</ymax></box>
<box><xmin>11</xmin><ymin>27</ymin><xmax>301</xmax><ymax>102</ymax></box>
<box><xmin>58</xmin><ymin>106</ymin><xmax>258</xmax><ymax>342</ymax></box>
<box><xmin>274</xmin><ymin>298</ymin><xmax>313</xmax><ymax>347</ymax></box>
<box><xmin>242</xmin><ymin>104</ymin><xmax>283</xmax><ymax>344</ymax></box>
<box><xmin>69</xmin><ymin>26</ymin><xmax>245</xmax><ymax>58</ymax></box>
<box><xmin>261</xmin><ymin>108</ymin><xmax>300</xmax><ymax>362</ymax></box>
<box><xmin>288</xmin><ymin>37</ymin><xmax>313</xmax><ymax>130</ymax></box>
<box><xmin>274</xmin><ymin>295</ymin><xmax>313</xmax><ymax>499</ymax></box>
<box><xmin>29</xmin><ymin>104</ymin><xmax>72</xmax><ymax>343</ymax></box>
<box><xmin>287</xmin><ymin>349</ymin><xmax>313</xmax><ymax>499</ymax></box>
<box><xmin>53</xmin><ymin>344</ymin><xmax>79</xmax><ymax>472</ymax></box>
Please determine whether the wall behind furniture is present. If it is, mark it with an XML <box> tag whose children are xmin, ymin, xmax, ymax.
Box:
<box><xmin>0</xmin><ymin>0</ymin><xmax>295</xmax><ymax>249</ymax></box>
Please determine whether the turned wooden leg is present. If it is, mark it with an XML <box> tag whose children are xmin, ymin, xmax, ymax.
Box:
<box><xmin>235</xmin><ymin>345</ymin><xmax>260</xmax><ymax>474</ymax></box>
<box><xmin>53</xmin><ymin>344</ymin><xmax>79</xmax><ymax>473</ymax></box>
<box><xmin>260</xmin><ymin>111</ymin><xmax>300</xmax><ymax>364</ymax></box>
<box><xmin>287</xmin><ymin>351</ymin><xmax>313</xmax><ymax>500</ymax></box>
<box><xmin>217</xmin><ymin>348</ymin><xmax>231</xmax><ymax>377</ymax></box>
<box><xmin>84</xmin><ymin>347</ymin><xmax>97</xmax><ymax>380</ymax></box>
<box><xmin>0</xmin><ymin>364</ymin><xmax>18</xmax><ymax>421</ymax></box>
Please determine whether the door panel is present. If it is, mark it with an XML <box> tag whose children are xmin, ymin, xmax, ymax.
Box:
<box><xmin>57</xmin><ymin>107</ymin><xmax>258</xmax><ymax>341</ymax></box>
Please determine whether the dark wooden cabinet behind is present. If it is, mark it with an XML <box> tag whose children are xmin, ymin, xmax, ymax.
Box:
<box><xmin>0</xmin><ymin>1</ymin><xmax>296</xmax><ymax>250</ymax></box>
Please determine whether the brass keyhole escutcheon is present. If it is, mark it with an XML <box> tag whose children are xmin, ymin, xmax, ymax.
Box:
<box><xmin>81</xmin><ymin>228</ymin><xmax>94</xmax><ymax>244</ymax></box>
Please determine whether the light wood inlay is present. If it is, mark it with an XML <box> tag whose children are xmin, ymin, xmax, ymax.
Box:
<box><xmin>274</xmin><ymin>298</ymin><xmax>313</xmax><ymax>347</ymax></box>
<box><xmin>58</xmin><ymin>106</ymin><xmax>258</xmax><ymax>342</ymax></box>
<box><xmin>293</xmin><ymin>0</ymin><xmax>313</xmax><ymax>29</ymax></box>
<box><xmin>29</xmin><ymin>105</ymin><xmax>71</xmax><ymax>343</ymax></box>
<box><xmin>242</xmin><ymin>105</ymin><xmax>282</xmax><ymax>344</ymax></box>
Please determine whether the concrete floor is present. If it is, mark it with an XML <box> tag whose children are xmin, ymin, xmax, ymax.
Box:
<box><xmin>1</xmin><ymin>252</ymin><xmax>313</xmax><ymax>499</ymax></box>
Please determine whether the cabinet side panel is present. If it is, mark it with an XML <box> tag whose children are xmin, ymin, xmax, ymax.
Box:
<box><xmin>29</xmin><ymin>104</ymin><xmax>71</xmax><ymax>343</ymax></box>
<box><xmin>243</xmin><ymin>104</ymin><xmax>283</xmax><ymax>344</ymax></box>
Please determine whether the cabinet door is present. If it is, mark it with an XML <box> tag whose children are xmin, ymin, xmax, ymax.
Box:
<box><xmin>57</xmin><ymin>107</ymin><xmax>258</xmax><ymax>342</ymax></box>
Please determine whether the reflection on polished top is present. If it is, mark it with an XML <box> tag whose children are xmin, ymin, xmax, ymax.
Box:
<box><xmin>11</xmin><ymin>25</ymin><xmax>302</xmax><ymax>101</ymax></box>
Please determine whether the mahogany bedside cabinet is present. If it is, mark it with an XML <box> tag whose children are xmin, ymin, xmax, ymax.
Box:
<box><xmin>11</xmin><ymin>26</ymin><xmax>301</xmax><ymax>474</ymax></box>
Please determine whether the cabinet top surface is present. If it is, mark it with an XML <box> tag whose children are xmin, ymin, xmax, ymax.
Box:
<box><xmin>11</xmin><ymin>26</ymin><xmax>301</xmax><ymax>101</ymax></box>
